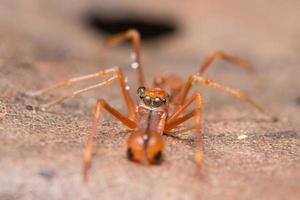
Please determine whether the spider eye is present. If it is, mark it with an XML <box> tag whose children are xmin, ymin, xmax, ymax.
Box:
<box><xmin>137</xmin><ymin>87</ymin><xmax>145</xmax><ymax>98</ymax></box>
<box><xmin>143</xmin><ymin>96</ymin><xmax>151</xmax><ymax>105</ymax></box>
<box><xmin>153</xmin><ymin>97</ymin><xmax>163</xmax><ymax>107</ymax></box>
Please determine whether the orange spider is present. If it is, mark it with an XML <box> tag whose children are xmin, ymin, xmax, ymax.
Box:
<box><xmin>27</xmin><ymin>29</ymin><xmax>273</xmax><ymax>182</ymax></box>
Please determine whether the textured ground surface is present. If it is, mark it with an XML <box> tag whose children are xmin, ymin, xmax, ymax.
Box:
<box><xmin>0</xmin><ymin>1</ymin><xmax>299</xmax><ymax>200</ymax></box>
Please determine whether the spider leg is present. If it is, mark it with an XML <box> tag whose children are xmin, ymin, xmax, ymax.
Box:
<box><xmin>167</xmin><ymin>93</ymin><xmax>203</xmax><ymax>123</ymax></box>
<box><xmin>177</xmin><ymin>74</ymin><xmax>271</xmax><ymax>117</ymax></box>
<box><xmin>30</xmin><ymin>67</ymin><xmax>136</xmax><ymax>120</ymax></box>
<box><xmin>165</xmin><ymin>93</ymin><xmax>203</xmax><ymax>173</ymax></box>
<box><xmin>106</xmin><ymin>29</ymin><xmax>145</xmax><ymax>86</ymax></box>
<box><xmin>83</xmin><ymin>99</ymin><xmax>136</xmax><ymax>182</ymax></box>
<box><xmin>153</xmin><ymin>51</ymin><xmax>256</xmax><ymax>110</ymax></box>
<box><xmin>198</xmin><ymin>50</ymin><xmax>256</xmax><ymax>75</ymax></box>
<box><xmin>39</xmin><ymin>75</ymin><xmax>116</xmax><ymax>108</ymax></box>
<box><xmin>26</xmin><ymin>68</ymin><xmax>113</xmax><ymax>97</ymax></box>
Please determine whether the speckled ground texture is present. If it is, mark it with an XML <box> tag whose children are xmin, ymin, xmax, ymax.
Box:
<box><xmin>0</xmin><ymin>1</ymin><xmax>299</xmax><ymax>200</ymax></box>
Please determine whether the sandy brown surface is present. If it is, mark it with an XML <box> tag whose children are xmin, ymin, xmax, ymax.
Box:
<box><xmin>0</xmin><ymin>1</ymin><xmax>299</xmax><ymax>200</ymax></box>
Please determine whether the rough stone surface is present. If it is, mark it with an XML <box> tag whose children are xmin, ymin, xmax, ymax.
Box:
<box><xmin>0</xmin><ymin>1</ymin><xmax>299</xmax><ymax>200</ymax></box>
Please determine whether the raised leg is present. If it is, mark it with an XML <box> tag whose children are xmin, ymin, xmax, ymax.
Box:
<box><xmin>178</xmin><ymin>74</ymin><xmax>268</xmax><ymax>116</ymax></box>
<box><xmin>198</xmin><ymin>51</ymin><xmax>255</xmax><ymax>75</ymax></box>
<box><xmin>26</xmin><ymin>69</ymin><xmax>113</xmax><ymax>97</ymax></box>
<box><xmin>106</xmin><ymin>29</ymin><xmax>145</xmax><ymax>86</ymax></box>
<box><xmin>39</xmin><ymin>76</ymin><xmax>116</xmax><ymax>108</ymax></box>
<box><xmin>28</xmin><ymin>67</ymin><xmax>136</xmax><ymax>120</ymax></box>
<box><xmin>83</xmin><ymin>99</ymin><xmax>136</xmax><ymax>182</ymax></box>
<box><xmin>165</xmin><ymin>93</ymin><xmax>203</xmax><ymax>173</ymax></box>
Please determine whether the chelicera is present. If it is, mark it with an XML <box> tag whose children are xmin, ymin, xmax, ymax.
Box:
<box><xmin>26</xmin><ymin>29</ymin><xmax>273</xmax><ymax>182</ymax></box>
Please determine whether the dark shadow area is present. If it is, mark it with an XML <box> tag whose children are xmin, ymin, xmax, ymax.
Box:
<box><xmin>83</xmin><ymin>10</ymin><xmax>178</xmax><ymax>42</ymax></box>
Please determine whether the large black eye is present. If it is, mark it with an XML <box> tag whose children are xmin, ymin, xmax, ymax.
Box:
<box><xmin>143</xmin><ymin>96</ymin><xmax>151</xmax><ymax>105</ymax></box>
<box><xmin>154</xmin><ymin>151</ymin><xmax>163</xmax><ymax>163</ymax></box>
<box><xmin>153</xmin><ymin>97</ymin><xmax>163</xmax><ymax>107</ymax></box>
<box><xmin>127</xmin><ymin>148</ymin><xmax>134</xmax><ymax>160</ymax></box>
<box><xmin>137</xmin><ymin>87</ymin><xmax>145</xmax><ymax>98</ymax></box>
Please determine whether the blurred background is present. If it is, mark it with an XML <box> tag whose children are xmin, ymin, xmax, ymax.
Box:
<box><xmin>0</xmin><ymin>1</ymin><xmax>299</xmax><ymax>200</ymax></box>
<box><xmin>1</xmin><ymin>0</ymin><xmax>299</xmax><ymax>61</ymax></box>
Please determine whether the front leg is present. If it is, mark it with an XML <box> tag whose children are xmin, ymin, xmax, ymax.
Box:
<box><xmin>106</xmin><ymin>29</ymin><xmax>145</xmax><ymax>86</ymax></box>
<box><xmin>83</xmin><ymin>99</ymin><xmax>137</xmax><ymax>182</ymax></box>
